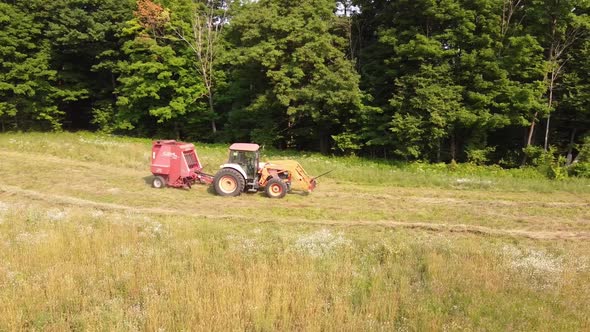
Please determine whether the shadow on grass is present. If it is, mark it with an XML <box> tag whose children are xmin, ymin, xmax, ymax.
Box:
<box><xmin>289</xmin><ymin>190</ymin><xmax>311</xmax><ymax>197</ymax></box>
<box><xmin>144</xmin><ymin>174</ymin><xmax>311</xmax><ymax>198</ymax></box>
<box><xmin>207</xmin><ymin>185</ymin><xmax>310</xmax><ymax>198</ymax></box>
<box><xmin>142</xmin><ymin>175</ymin><xmax>153</xmax><ymax>186</ymax></box>
<box><xmin>144</xmin><ymin>175</ymin><xmax>207</xmax><ymax>192</ymax></box>
<box><xmin>206</xmin><ymin>185</ymin><xmax>217</xmax><ymax>195</ymax></box>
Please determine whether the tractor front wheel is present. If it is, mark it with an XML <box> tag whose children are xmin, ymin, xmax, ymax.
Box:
<box><xmin>265</xmin><ymin>178</ymin><xmax>288</xmax><ymax>199</ymax></box>
<box><xmin>152</xmin><ymin>176</ymin><xmax>167</xmax><ymax>189</ymax></box>
<box><xmin>214</xmin><ymin>168</ymin><xmax>245</xmax><ymax>197</ymax></box>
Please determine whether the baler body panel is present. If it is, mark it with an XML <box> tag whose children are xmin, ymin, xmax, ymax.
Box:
<box><xmin>150</xmin><ymin>140</ymin><xmax>212</xmax><ymax>188</ymax></box>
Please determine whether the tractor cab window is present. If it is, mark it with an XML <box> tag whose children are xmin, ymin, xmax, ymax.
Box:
<box><xmin>228</xmin><ymin>150</ymin><xmax>258</xmax><ymax>178</ymax></box>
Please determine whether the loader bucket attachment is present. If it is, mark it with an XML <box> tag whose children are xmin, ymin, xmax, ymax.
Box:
<box><xmin>266</xmin><ymin>160</ymin><xmax>317</xmax><ymax>192</ymax></box>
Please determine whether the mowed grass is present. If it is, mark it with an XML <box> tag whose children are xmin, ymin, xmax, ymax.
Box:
<box><xmin>0</xmin><ymin>131</ymin><xmax>589</xmax><ymax>331</ymax></box>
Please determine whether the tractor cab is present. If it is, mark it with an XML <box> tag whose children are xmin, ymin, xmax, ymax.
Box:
<box><xmin>227</xmin><ymin>143</ymin><xmax>260</xmax><ymax>180</ymax></box>
<box><xmin>214</xmin><ymin>143</ymin><xmax>262</xmax><ymax>195</ymax></box>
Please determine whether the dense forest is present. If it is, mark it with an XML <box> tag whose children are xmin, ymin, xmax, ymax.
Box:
<box><xmin>1</xmin><ymin>0</ymin><xmax>590</xmax><ymax>167</ymax></box>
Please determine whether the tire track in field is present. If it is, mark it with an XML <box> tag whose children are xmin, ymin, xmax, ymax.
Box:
<box><xmin>0</xmin><ymin>149</ymin><xmax>147</xmax><ymax>176</ymax></box>
<box><xmin>1</xmin><ymin>184</ymin><xmax>589</xmax><ymax>241</ymax></box>
<box><xmin>317</xmin><ymin>191</ymin><xmax>590</xmax><ymax>208</ymax></box>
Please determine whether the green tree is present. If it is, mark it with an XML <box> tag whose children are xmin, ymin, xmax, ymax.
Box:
<box><xmin>0</xmin><ymin>2</ymin><xmax>62</xmax><ymax>130</ymax></box>
<box><xmin>114</xmin><ymin>3</ymin><xmax>208</xmax><ymax>138</ymax></box>
<box><xmin>164</xmin><ymin>0</ymin><xmax>233</xmax><ymax>135</ymax></box>
<box><xmin>524</xmin><ymin>0</ymin><xmax>590</xmax><ymax>149</ymax></box>
<box><xmin>223</xmin><ymin>0</ymin><xmax>364</xmax><ymax>153</ymax></box>
<box><xmin>354</xmin><ymin>0</ymin><xmax>549</xmax><ymax>162</ymax></box>
<box><xmin>23</xmin><ymin>0</ymin><xmax>135</xmax><ymax>130</ymax></box>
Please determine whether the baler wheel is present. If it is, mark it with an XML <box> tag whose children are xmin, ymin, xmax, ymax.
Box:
<box><xmin>214</xmin><ymin>168</ymin><xmax>245</xmax><ymax>197</ymax></box>
<box><xmin>152</xmin><ymin>176</ymin><xmax>166</xmax><ymax>189</ymax></box>
<box><xmin>265</xmin><ymin>178</ymin><xmax>287</xmax><ymax>199</ymax></box>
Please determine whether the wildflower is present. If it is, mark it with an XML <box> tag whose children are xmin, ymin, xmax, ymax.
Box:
<box><xmin>294</xmin><ymin>229</ymin><xmax>351</xmax><ymax>258</ymax></box>
<box><xmin>226</xmin><ymin>234</ymin><xmax>261</xmax><ymax>255</ymax></box>
<box><xmin>90</xmin><ymin>209</ymin><xmax>105</xmax><ymax>218</ymax></box>
<box><xmin>0</xmin><ymin>201</ymin><xmax>9</xmax><ymax>212</ymax></box>
<box><xmin>15</xmin><ymin>232</ymin><xmax>49</xmax><ymax>245</ymax></box>
<box><xmin>46</xmin><ymin>208</ymin><xmax>67</xmax><ymax>222</ymax></box>
<box><xmin>501</xmin><ymin>245</ymin><xmax>564</xmax><ymax>289</ymax></box>
<box><xmin>455</xmin><ymin>178</ymin><xmax>492</xmax><ymax>185</ymax></box>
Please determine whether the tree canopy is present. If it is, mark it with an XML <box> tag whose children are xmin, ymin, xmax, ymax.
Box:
<box><xmin>1</xmin><ymin>0</ymin><xmax>590</xmax><ymax>165</ymax></box>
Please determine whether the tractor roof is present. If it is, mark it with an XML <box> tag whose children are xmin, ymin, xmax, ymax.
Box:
<box><xmin>229</xmin><ymin>143</ymin><xmax>260</xmax><ymax>152</ymax></box>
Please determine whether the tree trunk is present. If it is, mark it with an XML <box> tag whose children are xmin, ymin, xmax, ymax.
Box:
<box><xmin>319</xmin><ymin>129</ymin><xmax>330</xmax><ymax>155</ymax></box>
<box><xmin>450</xmin><ymin>134</ymin><xmax>457</xmax><ymax>162</ymax></box>
<box><xmin>566</xmin><ymin>128</ymin><xmax>577</xmax><ymax>166</ymax></box>
<box><xmin>436</xmin><ymin>139</ymin><xmax>441</xmax><ymax>163</ymax></box>
<box><xmin>544</xmin><ymin>114</ymin><xmax>551</xmax><ymax>151</ymax></box>
<box><xmin>111</xmin><ymin>73</ymin><xmax>117</xmax><ymax>100</ymax></box>
<box><xmin>208</xmin><ymin>92</ymin><xmax>217</xmax><ymax>134</ymax></box>
<box><xmin>544</xmin><ymin>72</ymin><xmax>555</xmax><ymax>151</ymax></box>
<box><xmin>526</xmin><ymin>112</ymin><xmax>538</xmax><ymax>147</ymax></box>
<box><xmin>521</xmin><ymin>127</ymin><xmax>530</xmax><ymax>165</ymax></box>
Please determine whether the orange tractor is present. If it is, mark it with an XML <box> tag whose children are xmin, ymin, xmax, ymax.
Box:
<box><xmin>213</xmin><ymin>143</ymin><xmax>317</xmax><ymax>198</ymax></box>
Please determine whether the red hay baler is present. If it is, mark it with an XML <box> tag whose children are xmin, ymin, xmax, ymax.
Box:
<box><xmin>150</xmin><ymin>140</ymin><xmax>213</xmax><ymax>188</ymax></box>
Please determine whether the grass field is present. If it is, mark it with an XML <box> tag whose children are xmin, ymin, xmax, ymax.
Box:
<box><xmin>0</xmin><ymin>132</ymin><xmax>589</xmax><ymax>331</ymax></box>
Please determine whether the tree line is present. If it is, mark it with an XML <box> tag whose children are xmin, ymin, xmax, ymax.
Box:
<box><xmin>1</xmin><ymin>0</ymin><xmax>590</xmax><ymax>166</ymax></box>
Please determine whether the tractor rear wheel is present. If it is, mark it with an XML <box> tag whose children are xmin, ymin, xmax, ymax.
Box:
<box><xmin>152</xmin><ymin>176</ymin><xmax>166</xmax><ymax>189</ymax></box>
<box><xmin>265</xmin><ymin>178</ymin><xmax>287</xmax><ymax>199</ymax></box>
<box><xmin>214</xmin><ymin>168</ymin><xmax>245</xmax><ymax>197</ymax></box>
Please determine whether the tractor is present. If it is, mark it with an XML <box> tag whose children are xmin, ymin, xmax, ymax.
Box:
<box><xmin>213</xmin><ymin>143</ymin><xmax>317</xmax><ymax>198</ymax></box>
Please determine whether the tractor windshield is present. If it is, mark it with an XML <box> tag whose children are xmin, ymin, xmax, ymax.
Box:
<box><xmin>228</xmin><ymin>150</ymin><xmax>259</xmax><ymax>179</ymax></box>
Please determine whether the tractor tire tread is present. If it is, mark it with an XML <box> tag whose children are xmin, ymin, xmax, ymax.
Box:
<box><xmin>213</xmin><ymin>168</ymin><xmax>245</xmax><ymax>197</ymax></box>
<box><xmin>265</xmin><ymin>178</ymin><xmax>288</xmax><ymax>199</ymax></box>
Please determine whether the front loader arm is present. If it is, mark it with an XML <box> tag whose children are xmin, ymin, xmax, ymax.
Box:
<box><xmin>265</xmin><ymin>160</ymin><xmax>317</xmax><ymax>192</ymax></box>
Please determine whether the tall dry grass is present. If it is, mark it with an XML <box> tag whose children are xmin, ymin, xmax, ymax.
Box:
<box><xmin>0</xmin><ymin>201</ymin><xmax>589</xmax><ymax>331</ymax></box>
